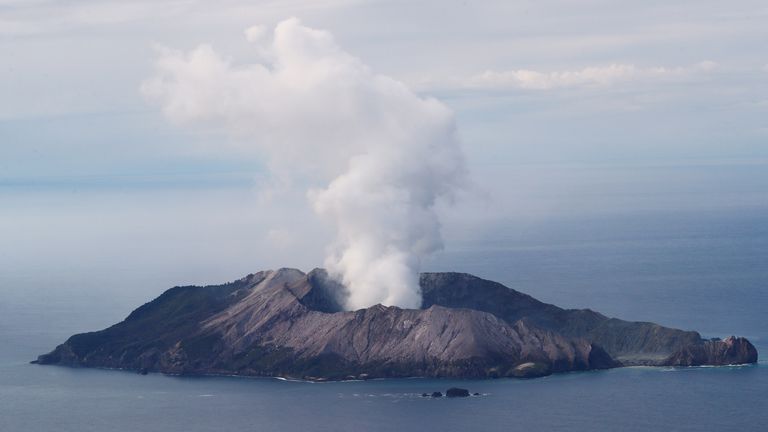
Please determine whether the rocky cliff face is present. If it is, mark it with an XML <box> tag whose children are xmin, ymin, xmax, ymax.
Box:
<box><xmin>35</xmin><ymin>269</ymin><xmax>757</xmax><ymax>380</ymax></box>
<box><xmin>419</xmin><ymin>272</ymin><xmax>756</xmax><ymax>367</ymax></box>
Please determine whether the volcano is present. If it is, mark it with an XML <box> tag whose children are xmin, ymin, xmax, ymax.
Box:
<box><xmin>34</xmin><ymin>268</ymin><xmax>758</xmax><ymax>380</ymax></box>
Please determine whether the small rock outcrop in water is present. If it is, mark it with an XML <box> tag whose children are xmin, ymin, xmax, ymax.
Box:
<box><xmin>664</xmin><ymin>336</ymin><xmax>758</xmax><ymax>366</ymax></box>
<box><xmin>33</xmin><ymin>269</ymin><xmax>758</xmax><ymax>380</ymax></box>
<box><xmin>446</xmin><ymin>388</ymin><xmax>470</xmax><ymax>398</ymax></box>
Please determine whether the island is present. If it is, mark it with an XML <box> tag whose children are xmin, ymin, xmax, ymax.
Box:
<box><xmin>34</xmin><ymin>268</ymin><xmax>758</xmax><ymax>380</ymax></box>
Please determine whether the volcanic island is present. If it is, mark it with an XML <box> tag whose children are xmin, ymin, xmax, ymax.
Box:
<box><xmin>34</xmin><ymin>268</ymin><xmax>758</xmax><ymax>380</ymax></box>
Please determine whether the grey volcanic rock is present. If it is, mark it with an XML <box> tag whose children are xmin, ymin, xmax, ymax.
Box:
<box><xmin>509</xmin><ymin>362</ymin><xmax>550</xmax><ymax>378</ymax></box>
<box><xmin>665</xmin><ymin>336</ymin><xmax>758</xmax><ymax>366</ymax></box>
<box><xmin>35</xmin><ymin>269</ymin><xmax>758</xmax><ymax>379</ymax></box>
<box><xmin>420</xmin><ymin>272</ymin><xmax>757</xmax><ymax>367</ymax></box>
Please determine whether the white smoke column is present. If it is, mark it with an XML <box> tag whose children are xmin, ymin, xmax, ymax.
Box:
<box><xmin>142</xmin><ymin>18</ymin><xmax>465</xmax><ymax>310</ymax></box>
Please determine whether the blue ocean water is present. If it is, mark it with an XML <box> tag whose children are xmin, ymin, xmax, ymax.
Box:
<box><xmin>1</xmin><ymin>206</ymin><xmax>766</xmax><ymax>431</ymax></box>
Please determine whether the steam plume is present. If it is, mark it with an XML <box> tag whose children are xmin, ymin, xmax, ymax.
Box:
<box><xmin>142</xmin><ymin>18</ymin><xmax>465</xmax><ymax>310</ymax></box>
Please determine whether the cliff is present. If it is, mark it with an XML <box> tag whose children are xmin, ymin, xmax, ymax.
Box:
<box><xmin>34</xmin><ymin>269</ymin><xmax>757</xmax><ymax>379</ymax></box>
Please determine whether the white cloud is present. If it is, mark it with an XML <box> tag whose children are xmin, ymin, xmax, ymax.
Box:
<box><xmin>244</xmin><ymin>25</ymin><xmax>267</xmax><ymax>43</ymax></box>
<box><xmin>425</xmin><ymin>61</ymin><xmax>718</xmax><ymax>91</ymax></box>
<box><xmin>143</xmin><ymin>18</ymin><xmax>466</xmax><ymax>310</ymax></box>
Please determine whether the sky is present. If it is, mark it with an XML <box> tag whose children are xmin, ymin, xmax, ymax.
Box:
<box><xmin>1</xmin><ymin>0</ymin><xmax>767</xmax><ymax>299</ymax></box>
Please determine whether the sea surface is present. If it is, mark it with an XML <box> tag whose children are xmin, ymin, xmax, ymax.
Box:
<box><xmin>1</xmin><ymin>199</ymin><xmax>766</xmax><ymax>431</ymax></box>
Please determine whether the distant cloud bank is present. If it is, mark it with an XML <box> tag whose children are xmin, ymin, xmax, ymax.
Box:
<box><xmin>420</xmin><ymin>61</ymin><xmax>718</xmax><ymax>91</ymax></box>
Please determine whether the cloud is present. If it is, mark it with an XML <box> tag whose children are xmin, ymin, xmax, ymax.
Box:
<box><xmin>244</xmin><ymin>25</ymin><xmax>267</xmax><ymax>43</ymax></box>
<box><xmin>423</xmin><ymin>61</ymin><xmax>718</xmax><ymax>91</ymax></box>
<box><xmin>142</xmin><ymin>18</ymin><xmax>466</xmax><ymax>310</ymax></box>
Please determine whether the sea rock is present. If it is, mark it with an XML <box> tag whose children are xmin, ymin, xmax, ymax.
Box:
<box><xmin>431</xmin><ymin>392</ymin><xmax>443</xmax><ymax>398</ymax></box>
<box><xmin>446</xmin><ymin>388</ymin><xmax>470</xmax><ymax>398</ymax></box>
<box><xmin>34</xmin><ymin>268</ymin><xmax>758</xmax><ymax>380</ymax></box>
<box><xmin>664</xmin><ymin>336</ymin><xmax>758</xmax><ymax>366</ymax></box>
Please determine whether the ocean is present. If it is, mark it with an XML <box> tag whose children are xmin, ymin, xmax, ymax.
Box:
<box><xmin>1</xmin><ymin>191</ymin><xmax>766</xmax><ymax>431</ymax></box>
